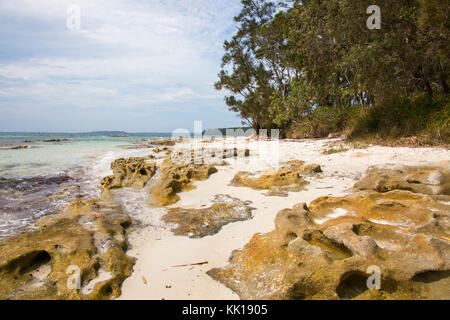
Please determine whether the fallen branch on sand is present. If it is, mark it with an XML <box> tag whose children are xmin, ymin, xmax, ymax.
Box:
<box><xmin>167</xmin><ymin>261</ymin><xmax>209</xmax><ymax>269</ymax></box>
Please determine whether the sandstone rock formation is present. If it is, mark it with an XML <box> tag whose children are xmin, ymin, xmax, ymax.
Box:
<box><xmin>151</xmin><ymin>157</ymin><xmax>218</xmax><ymax>206</ymax></box>
<box><xmin>309</xmin><ymin>191</ymin><xmax>450</xmax><ymax>235</ymax></box>
<box><xmin>0</xmin><ymin>198</ymin><xmax>135</xmax><ymax>300</ymax></box>
<box><xmin>162</xmin><ymin>195</ymin><xmax>255</xmax><ymax>238</ymax></box>
<box><xmin>42</xmin><ymin>139</ymin><xmax>69</xmax><ymax>142</ymax></box>
<box><xmin>152</xmin><ymin>147</ymin><xmax>171</xmax><ymax>154</ymax></box>
<box><xmin>230</xmin><ymin>161</ymin><xmax>321</xmax><ymax>197</ymax></box>
<box><xmin>171</xmin><ymin>147</ymin><xmax>250</xmax><ymax>165</ymax></box>
<box><xmin>149</xmin><ymin>139</ymin><xmax>177</xmax><ymax>146</ymax></box>
<box><xmin>231</xmin><ymin>169</ymin><xmax>306</xmax><ymax>191</ymax></box>
<box><xmin>0</xmin><ymin>145</ymin><xmax>39</xmax><ymax>150</ymax></box>
<box><xmin>284</xmin><ymin>160</ymin><xmax>323</xmax><ymax>175</ymax></box>
<box><xmin>209</xmin><ymin>165</ymin><xmax>450</xmax><ymax>300</ymax></box>
<box><xmin>101</xmin><ymin>157</ymin><xmax>156</xmax><ymax>196</ymax></box>
<box><xmin>11</xmin><ymin>146</ymin><xmax>30</xmax><ymax>150</ymax></box>
<box><xmin>151</xmin><ymin>147</ymin><xmax>252</xmax><ymax>206</ymax></box>
<box><xmin>355</xmin><ymin>165</ymin><xmax>449</xmax><ymax>196</ymax></box>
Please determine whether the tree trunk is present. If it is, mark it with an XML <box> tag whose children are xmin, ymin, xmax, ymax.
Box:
<box><xmin>440</xmin><ymin>72</ymin><xmax>449</xmax><ymax>94</ymax></box>
<box><xmin>424</xmin><ymin>80</ymin><xmax>433</xmax><ymax>98</ymax></box>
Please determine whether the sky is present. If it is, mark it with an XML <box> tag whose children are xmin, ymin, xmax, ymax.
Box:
<box><xmin>0</xmin><ymin>0</ymin><xmax>244</xmax><ymax>133</ymax></box>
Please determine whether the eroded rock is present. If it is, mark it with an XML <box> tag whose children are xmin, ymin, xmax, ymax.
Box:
<box><xmin>208</xmin><ymin>199</ymin><xmax>450</xmax><ymax>299</ymax></box>
<box><xmin>208</xmin><ymin>203</ymin><xmax>346</xmax><ymax>300</ymax></box>
<box><xmin>151</xmin><ymin>157</ymin><xmax>218</xmax><ymax>206</ymax></box>
<box><xmin>230</xmin><ymin>167</ymin><xmax>308</xmax><ymax>196</ymax></box>
<box><xmin>42</xmin><ymin>139</ymin><xmax>69</xmax><ymax>143</ymax></box>
<box><xmin>11</xmin><ymin>146</ymin><xmax>29</xmax><ymax>150</ymax></box>
<box><xmin>149</xmin><ymin>139</ymin><xmax>177</xmax><ymax>146</ymax></box>
<box><xmin>309</xmin><ymin>190</ymin><xmax>450</xmax><ymax>234</ymax></box>
<box><xmin>355</xmin><ymin>165</ymin><xmax>450</xmax><ymax>196</ymax></box>
<box><xmin>153</xmin><ymin>147</ymin><xmax>171</xmax><ymax>154</ymax></box>
<box><xmin>171</xmin><ymin>146</ymin><xmax>250</xmax><ymax>166</ymax></box>
<box><xmin>0</xmin><ymin>198</ymin><xmax>135</xmax><ymax>300</ymax></box>
<box><xmin>284</xmin><ymin>160</ymin><xmax>323</xmax><ymax>175</ymax></box>
<box><xmin>209</xmin><ymin>165</ymin><xmax>450</xmax><ymax>300</ymax></box>
<box><xmin>229</xmin><ymin>161</ymin><xmax>321</xmax><ymax>196</ymax></box>
<box><xmin>162</xmin><ymin>195</ymin><xmax>255</xmax><ymax>238</ymax></box>
<box><xmin>101</xmin><ymin>157</ymin><xmax>156</xmax><ymax>195</ymax></box>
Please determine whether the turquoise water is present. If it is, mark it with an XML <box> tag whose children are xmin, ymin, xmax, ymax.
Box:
<box><xmin>0</xmin><ymin>132</ymin><xmax>170</xmax><ymax>178</ymax></box>
<box><xmin>0</xmin><ymin>132</ymin><xmax>170</xmax><ymax>240</ymax></box>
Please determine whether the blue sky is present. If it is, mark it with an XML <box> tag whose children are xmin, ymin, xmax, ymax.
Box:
<box><xmin>0</xmin><ymin>0</ymin><xmax>243</xmax><ymax>132</ymax></box>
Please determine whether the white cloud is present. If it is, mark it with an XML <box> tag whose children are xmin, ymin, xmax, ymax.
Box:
<box><xmin>0</xmin><ymin>0</ymin><xmax>242</xmax><ymax>130</ymax></box>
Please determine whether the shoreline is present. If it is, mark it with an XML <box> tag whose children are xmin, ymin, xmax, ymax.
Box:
<box><xmin>117</xmin><ymin>138</ymin><xmax>449</xmax><ymax>300</ymax></box>
<box><xmin>0</xmin><ymin>137</ymin><xmax>448</xmax><ymax>300</ymax></box>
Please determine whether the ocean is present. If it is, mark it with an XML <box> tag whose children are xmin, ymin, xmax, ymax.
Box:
<box><xmin>0</xmin><ymin>132</ymin><xmax>171</xmax><ymax>240</ymax></box>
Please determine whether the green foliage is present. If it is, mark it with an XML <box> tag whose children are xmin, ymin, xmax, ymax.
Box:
<box><xmin>349</xmin><ymin>142</ymin><xmax>370</xmax><ymax>150</ymax></box>
<box><xmin>322</xmin><ymin>146</ymin><xmax>349</xmax><ymax>155</ymax></box>
<box><xmin>350</xmin><ymin>94</ymin><xmax>450</xmax><ymax>142</ymax></box>
<box><xmin>215</xmin><ymin>0</ymin><xmax>450</xmax><ymax>142</ymax></box>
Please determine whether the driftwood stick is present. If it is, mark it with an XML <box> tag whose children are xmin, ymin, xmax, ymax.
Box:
<box><xmin>170</xmin><ymin>261</ymin><xmax>209</xmax><ymax>268</ymax></box>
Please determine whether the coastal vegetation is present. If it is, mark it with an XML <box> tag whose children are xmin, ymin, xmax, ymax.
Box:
<box><xmin>215</xmin><ymin>0</ymin><xmax>449</xmax><ymax>144</ymax></box>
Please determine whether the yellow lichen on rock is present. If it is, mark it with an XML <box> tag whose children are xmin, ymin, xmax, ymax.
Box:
<box><xmin>0</xmin><ymin>198</ymin><xmax>135</xmax><ymax>300</ymax></box>
<box><xmin>151</xmin><ymin>156</ymin><xmax>218</xmax><ymax>206</ymax></box>
<box><xmin>209</xmin><ymin>165</ymin><xmax>450</xmax><ymax>300</ymax></box>
<box><xmin>230</xmin><ymin>168</ymin><xmax>308</xmax><ymax>198</ymax></box>
<box><xmin>149</xmin><ymin>139</ymin><xmax>177</xmax><ymax>146</ymax></box>
<box><xmin>355</xmin><ymin>165</ymin><xmax>450</xmax><ymax>195</ymax></box>
<box><xmin>162</xmin><ymin>195</ymin><xmax>255</xmax><ymax>238</ymax></box>
<box><xmin>230</xmin><ymin>168</ymin><xmax>305</xmax><ymax>190</ymax></box>
<box><xmin>229</xmin><ymin>161</ymin><xmax>321</xmax><ymax>196</ymax></box>
<box><xmin>284</xmin><ymin>160</ymin><xmax>323</xmax><ymax>175</ymax></box>
<box><xmin>309</xmin><ymin>190</ymin><xmax>450</xmax><ymax>233</ymax></box>
<box><xmin>208</xmin><ymin>204</ymin><xmax>349</xmax><ymax>300</ymax></box>
<box><xmin>101</xmin><ymin>157</ymin><xmax>156</xmax><ymax>196</ymax></box>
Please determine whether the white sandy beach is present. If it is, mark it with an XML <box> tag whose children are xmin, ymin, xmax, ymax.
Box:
<box><xmin>117</xmin><ymin>138</ymin><xmax>450</xmax><ymax>300</ymax></box>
